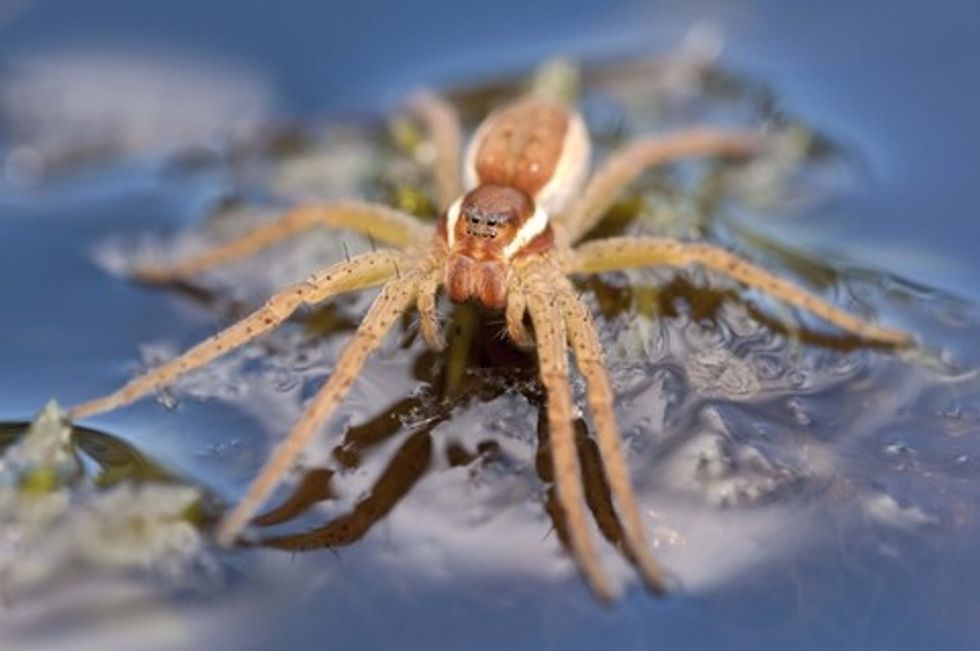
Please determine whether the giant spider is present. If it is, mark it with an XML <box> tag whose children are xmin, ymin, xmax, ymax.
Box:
<box><xmin>69</xmin><ymin>77</ymin><xmax>911</xmax><ymax>600</ymax></box>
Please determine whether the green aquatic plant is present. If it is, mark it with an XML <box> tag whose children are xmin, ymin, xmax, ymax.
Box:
<box><xmin>0</xmin><ymin>402</ymin><xmax>212</xmax><ymax>596</ymax></box>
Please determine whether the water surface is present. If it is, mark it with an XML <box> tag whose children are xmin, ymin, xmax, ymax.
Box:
<box><xmin>1</xmin><ymin>2</ymin><xmax>979</xmax><ymax>650</ymax></box>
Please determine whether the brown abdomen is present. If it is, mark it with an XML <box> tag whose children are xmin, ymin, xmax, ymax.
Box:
<box><xmin>470</xmin><ymin>99</ymin><xmax>570</xmax><ymax>199</ymax></box>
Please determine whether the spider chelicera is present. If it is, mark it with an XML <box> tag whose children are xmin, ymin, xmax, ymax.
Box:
<box><xmin>69</xmin><ymin>83</ymin><xmax>911</xmax><ymax>601</ymax></box>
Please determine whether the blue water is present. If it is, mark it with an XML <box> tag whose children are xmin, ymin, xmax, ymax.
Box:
<box><xmin>1</xmin><ymin>2</ymin><xmax>978</xmax><ymax>650</ymax></box>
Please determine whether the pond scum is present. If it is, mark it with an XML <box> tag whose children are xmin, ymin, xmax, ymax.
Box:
<box><xmin>1</xmin><ymin>45</ymin><xmax>979</xmax><ymax>646</ymax></box>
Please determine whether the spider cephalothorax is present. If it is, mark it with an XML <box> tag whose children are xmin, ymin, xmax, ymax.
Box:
<box><xmin>442</xmin><ymin>96</ymin><xmax>583</xmax><ymax>309</ymax></box>
<box><xmin>442</xmin><ymin>183</ymin><xmax>545</xmax><ymax>309</ymax></box>
<box><xmin>69</xmin><ymin>75</ymin><xmax>911</xmax><ymax>601</ymax></box>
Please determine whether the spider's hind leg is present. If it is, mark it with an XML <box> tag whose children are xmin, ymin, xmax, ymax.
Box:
<box><xmin>407</xmin><ymin>91</ymin><xmax>464</xmax><ymax>210</ymax></box>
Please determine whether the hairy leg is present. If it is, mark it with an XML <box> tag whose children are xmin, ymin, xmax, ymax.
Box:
<box><xmin>559</xmin><ymin>130</ymin><xmax>762</xmax><ymax>244</ymax></box>
<box><xmin>569</xmin><ymin>237</ymin><xmax>911</xmax><ymax>346</ymax></box>
<box><xmin>216</xmin><ymin>269</ymin><xmax>425</xmax><ymax>545</ymax></box>
<box><xmin>408</xmin><ymin>91</ymin><xmax>464</xmax><ymax>209</ymax></box>
<box><xmin>416</xmin><ymin>268</ymin><xmax>446</xmax><ymax>350</ymax></box>
<box><xmin>133</xmin><ymin>202</ymin><xmax>431</xmax><ymax>282</ymax></box>
<box><xmin>504</xmin><ymin>274</ymin><xmax>532</xmax><ymax>346</ymax></box>
<box><xmin>557</xmin><ymin>281</ymin><xmax>668</xmax><ymax>594</ymax></box>
<box><xmin>71</xmin><ymin>250</ymin><xmax>404</xmax><ymax>419</ymax></box>
<box><xmin>525</xmin><ymin>267</ymin><xmax>614</xmax><ymax>601</ymax></box>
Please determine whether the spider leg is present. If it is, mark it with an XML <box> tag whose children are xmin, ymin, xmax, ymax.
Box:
<box><xmin>524</xmin><ymin>270</ymin><xmax>615</xmax><ymax>601</ymax></box>
<box><xmin>504</xmin><ymin>274</ymin><xmax>532</xmax><ymax>346</ymax></box>
<box><xmin>559</xmin><ymin>130</ymin><xmax>762</xmax><ymax>244</ymax></box>
<box><xmin>557</xmin><ymin>283</ymin><xmax>668</xmax><ymax>594</ymax></box>
<box><xmin>70</xmin><ymin>249</ymin><xmax>404</xmax><ymax>419</ymax></box>
<box><xmin>416</xmin><ymin>268</ymin><xmax>446</xmax><ymax>350</ymax></box>
<box><xmin>216</xmin><ymin>268</ymin><xmax>425</xmax><ymax>546</ymax></box>
<box><xmin>570</xmin><ymin>237</ymin><xmax>912</xmax><ymax>346</ymax></box>
<box><xmin>408</xmin><ymin>91</ymin><xmax>463</xmax><ymax>209</ymax></box>
<box><xmin>133</xmin><ymin>202</ymin><xmax>431</xmax><ymax>282</ymax></box>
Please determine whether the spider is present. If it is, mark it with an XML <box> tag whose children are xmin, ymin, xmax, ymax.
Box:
<box><xmin>69</xmin><ymin>83</ymin><xmax>911</xmax><ymax>601</ymax></box>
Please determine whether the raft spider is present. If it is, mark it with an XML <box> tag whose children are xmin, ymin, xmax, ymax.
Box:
<box><xmin>70</xmin><ymin>82</ymin><xmax>911</xmax><ymax>600</ymax></box>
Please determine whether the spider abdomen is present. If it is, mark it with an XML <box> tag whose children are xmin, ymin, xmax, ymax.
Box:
<box><xmin>463</xmin><ymin>97</ymin><xmax>590</xmax><ymax>214</ymax></box>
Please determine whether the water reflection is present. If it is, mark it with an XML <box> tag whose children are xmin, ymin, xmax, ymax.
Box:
<box><xmin>261</xmin><ymin>429</ymin><xmax>433</xmax><ymax>551</ymax></box>
<box><xmin>252</xmin><ymin>345</ymin><xmax>644</xmax><ymax>576</ymax></box>
<box><xmin>2</xmin><ymin>36</ymin><xmax>979</xmax><ymax>651</ymax></box>
<box><xmin>0</xmin><ymin>417</ymin><xmax>190</xmax><ymax>488</ymax></box>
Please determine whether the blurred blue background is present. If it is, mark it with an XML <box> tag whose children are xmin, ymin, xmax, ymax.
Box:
<box><xmin>3</xmin><ymin>0</ymin><xmax>979</xmax><ymax>409</ymax></box>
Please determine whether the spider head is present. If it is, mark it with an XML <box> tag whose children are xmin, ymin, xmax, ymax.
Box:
<box><xmin>440</xmin><ymin>184</ymin><xmax>555</xmax><ymax>310</ymax></box>
<box><xmin>442</xmin><ymin>184</ymin><xmax>551</xmax><ymax>261</ymax></box>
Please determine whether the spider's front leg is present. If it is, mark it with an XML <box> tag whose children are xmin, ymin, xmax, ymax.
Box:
<box><xmin>555</xmin><ymin>280</ymin><xmax>669</xmax><ymax>594</ymax></box>
<box><xmin>569</xmin><ymin>237</ymin><xmax>912</xmax><ymax>346</ymax></box>
<box><xmin>524</xmin><ymin>277</ymin><xmax>615</xmax><ymax>601</ymax></box>
<box><xmin>216</xmin><ymin>266</ymin><xmax>428</xmax><ymax>545</ymax></box>
<box><xmin>521</xmin><ymin>260</ymin><xmax>668</xmax><ymax>595</ymax></box>
<box><xmin>559</xmin><ymin>129</ymin><xmax>763</xmax><ymax>244</ymax></box>
<box><xmin>70</xmin><ymin>249</ymin><xmax>403</xmax><ymax>419</ymax></box>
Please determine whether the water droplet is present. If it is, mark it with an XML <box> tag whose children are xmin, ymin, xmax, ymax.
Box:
<box><xmin>787</xmin><ymin>369</ymin><xmax>807</xmax><ymax>389</ymax></box>
<box><xmin>786</xmin><ymin>398</ymin><xmax>812</xmax><ymax>426</ymax></box>
<box><xmin>883</xmin><ymin>442</ymin><xmax>915</xmax><ymax>457</ymax></box>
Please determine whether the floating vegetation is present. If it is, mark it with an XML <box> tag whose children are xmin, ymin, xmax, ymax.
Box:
<box><xmin>0</xmin><ymin>402</ymin><xmax>217</xmax><ymax>598</ymax></box>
